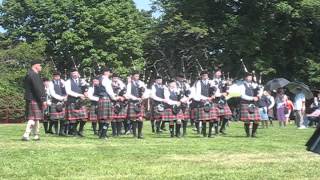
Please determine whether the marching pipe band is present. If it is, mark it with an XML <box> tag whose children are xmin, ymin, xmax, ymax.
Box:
<box><xmin>36</xmin><ymin>62</ymin><xmax>270</xmax><ymax>141</ymax></box>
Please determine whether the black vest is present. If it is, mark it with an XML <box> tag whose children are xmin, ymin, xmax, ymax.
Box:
<box><xmin>52</xmin><ymin>80</ymin><xmax>66</xmax><ymax>96</ymax></box>
<box><xmin>97</xmin><ymin>76</ymin><xmax>110</xmax><ymax>98</ymax></box>
<box><xmin>71</xmin><ymin>79</ymin><xmax>82</xmax><ymax>94</ymax></box>
<box><xmin>155</xmin><ymin>84</ymin><xmax>165</xmax><ymax>99</ymax></box>
<box><xmin>244</xmin><ymin>82</ymin><xmax>254</xmax><ymax>97</ymax></box>
<box><xmin>200</xmin><ymin>80</ymin><xmax>209</xmax><ymax>97</ymax></box>
<box><xmin>131</xmin><ymin>81</ymin><xmax>140</xmax><ymax>97</ymax></box>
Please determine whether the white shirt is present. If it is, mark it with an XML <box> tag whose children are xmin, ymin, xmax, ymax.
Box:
<box><xmin>267</xmin><ymin>95</ymin><xmax>275</xmax><ymax>109</ymax></box>
<box><xmin>48</xmin><ymin>80</ymin><xmax>66</xmax><ymax>101</ymax></box>
<box><xmin>101</xmin><ymin>76</ymin><xmax>117</xmax><ymax>100</ymax></box>
<box><xmin>294</xmin><ymin>92</ymin><xmax>305</xmax><ymax>110</ymax></box>
<box><xmin>87</xmin><ymin>86</ymin><xmax>99</xmax><ymax>102</ymax></box>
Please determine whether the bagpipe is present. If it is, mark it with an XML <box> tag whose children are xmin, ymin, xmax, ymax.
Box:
<box><xmin>132</xmin><ymin>81</ymin><xmax>147</xmax><ymax>113</ymax></box>
<box><xmin>171</xmin><ymin>90</ymin><xmax>185</xmax><ymax>115</ymax></box>
<box><xmin>112</xmin><ymin>80</ymin><xmax>128</xmax><ymax>114</ymax></box>
<box><xmin>70</xmin><ymin>79</ymin><xmax>90</xmax><ymax>110</ymax></box>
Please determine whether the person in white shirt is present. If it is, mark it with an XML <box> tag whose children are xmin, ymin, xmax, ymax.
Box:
<box><xmin>87</xmin><ymin>77</ymin><xmax>100</xmax><ymax>135</ymax></box>
<box><xmin>162</xmin><ymin>80</ymin><xmax>186</xmax><ymax>138</ymax></box>
<box><xmin>175</xmin><ymin>73</ymin><xmax>192</xmax><ymax>136</ymax></box>
<box><xmin>48</xmin><ymin>71</ymin><xmax>67</xmax><ymax>136</ymax></box>
<box><xmin>126</xmin><ymin>71</ymin><xmax>148</xmax><ymax>139</ymax></box>
<box><xmin>65</xmin><ymin>68</ymin><xmax>89</xmax><ymax>137</ymax></box>
<box><xmin>212</xmin><ymin>68</ymin><xmax>232</xmax><ymax>135</ymax></box>
<box><xmin>239</xmin><ymin>72</ymin><xmax>260</xmax><ymax>137</ymax></box>
<box><xmin>111</xmin><ymin>74</ymin><xmax>127</xmax><ymax>137</ymax></box>
<box><xmin>265</xmin><ymin>90</ymin><xmax>275</xmax><ymax>127</ymax></box>
<box><xmin>294</xmin><ymin>88</ymin><xmax>306</xmax><ymax>129</ymax></box>
<box><xmin>150</xmin><ymin>76</ymin><xmax>166</xmax><ymax>134</ymax></box>
<box><xmin>96</xmin><ymin>68</ymin><xmax>120</xmax><ymax>140</ymax></box>
<box><xmin>192</xmin><ymin>70</ymin><xmax>218</xmax><ymax>138</ymax></box>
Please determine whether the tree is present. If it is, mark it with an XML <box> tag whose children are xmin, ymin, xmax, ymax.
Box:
<box><xmin>0</xmin><ymin>0</ymin><xmax>151</xmax><ymax>76</ymax></box>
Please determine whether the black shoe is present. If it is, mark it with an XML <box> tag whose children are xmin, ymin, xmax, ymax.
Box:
<box><xmin>77</xmin><ymin>131</ymin><xmax>85</xmax><ymax>137</ymax></box>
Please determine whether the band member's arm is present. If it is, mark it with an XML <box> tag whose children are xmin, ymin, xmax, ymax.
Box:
<box><xmin>65</xmin><ymin>80</ymin><xmax>84</xmax><ymax>98</ymax></box>
<box><xmin>87</xmin><ymin>87</ymin><xmax>99</xmax><ymax>102</ymax></box>
<box><xmin>268</xmin><ymin>96</ymin><xmax>275</xmax><ymax>109</ymax></box>
<box><xmin>30</xmin><ymin>73</ymin><xmax>46</xmax><ymax>103</ymax></box>
<box><xmin>240</xmin><ymin>84</ymin><xmax>254</xmax><ymax>101</ymax></box>
<box><xmin>48</xmin><ymin>81</ymin><xmax>65</xmax><ymax>101</ymax></box>
<box><xmin>151</xmin><ymin>85</ymin><xmax>164</xmax><ymax>102</ymax></box>
<box><xmin>126</xmin><ymin>83</ymin><xmax>139</xmax><ymax>100</ymax></box>
<box><xmin>102</xmin><ymin>78</ymin><xmax>117</xmax><ymax>101</ymax></box>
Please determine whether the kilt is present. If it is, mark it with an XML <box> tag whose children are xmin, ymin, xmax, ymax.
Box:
<box><xmin>193</xmin><ymin>105</ymin><xmax>218</xmax><ymax>121</ymax></box>
<box><xmin>182</xmin><ymin>107</ymin><xmax>191</xmax><ymax>120</ymax></box>
<box><xmin>240</xmin><ymin>103</ymin><xmax>261</xmax><ymax>121</ymax></box>
<box><xmin>88</xmin><ymin>105</ymin><xmax>98</xmax><ymax>122</ymax></box>
<box><xmin>112</xmin><ymin>103</ymin><xmax>128</xmax><ymax>120</ymax></box>
<box><xmin>127</xmin><ymin>102</ymin><xmax>145</xmax><ymax>119</ymax></box>
<box><xmin>66</xmin><ymin>103</ymin><xmax>87</xmax><ymax>122</ymax></box>
<box><xmin>25</xmin><ymin>100</ymin><xmax>43</xmax><ymax>121</ymax></box>
<box><xmin>161</xmin><ymin>108</ymin><xmax>184</xmax><ymax>122</ymax></box>
<box><xmin>97</xmin><ymin>98</ymin><xmax>113</xmax><ymax>121</ymax></box>
<box><xmin>217</xmin><ymin>104</ymin><xmax>232</xmax><ymax>118</ymax></box>
<box><xmin>151</xmin><ymin>105</ymin><xmax>163</xmax><ymax>121</ymax></box>
<box><xmin>49</xmin><ymin>102</ymin><xmax>65</xmax><ymax>120</ymax></box>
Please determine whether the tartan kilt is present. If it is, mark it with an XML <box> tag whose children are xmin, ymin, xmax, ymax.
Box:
<box><xmin>127</xmin><ymin>102</ymin><xmax>145</xmax><ymax>119</ymax></box>
<box><xmin>66</xmin><ymin>103</ymin><xmax>87</xmax><ymax>122</ymax></box>
<box><xmin>49</xmin><ymin>102</ymin><xmax>65</xmax><ymax>120</ymax></box>
<box><xmin>217</xmin><ymin>104</ymin><xmax>232</xmax><ymax>118</ymax></box>
<box><xmin>25</xmin><ymin>100</ymin><xmax>43</xmax><ymax>121</ymax></box>
<box><xmin>112</xmin><ymin>103</ymin><xmax>128</xmax><ymax>120</ymax></box>
<box><xmin>97</xmin><ymin>98</ymin><xmax>113</xmax><ymax>121</ymax></box>
<box><xmin>193</xmin><ymin>105</ymin><xmax>218</xmax><ymax>121</ymax></box>
<box><xmin>240</xmin><ymin>103</ymin><xmax>261</xmax><ymax>121</ymax></box>
<box><xmin>88</xmin><ymin>105</ymin><xmax>98</xmax><ymax>122</ymax></box>
<box><xmin>161</xmin><ymin>108</ymin><xmax>184</xmax><ymax>122</ymax></box>
<box><xmin>182</xmin><ymin>107</ymin><xmax>191</xmax><ymax>120</ymax></box>
<box><xmin>151</xmin><ymin>105</ymin><xmax>163</xmax><ymax>121</ymax></box>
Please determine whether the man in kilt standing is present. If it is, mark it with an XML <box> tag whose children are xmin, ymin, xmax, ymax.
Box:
<box><xmin>212</xmin><ymin>69</ymin><xmax>232</xmax><ymax>135</ymax></box>
<box><xmin>175</xmin><ymin>74</ymin><xmax>192</xmax><ymax>136</ymax></box>
<box><xmin>22</xmin><ymin>60</ymin><xmax>47</xmax><ymax>141</ymax></box>
<box><xmin>150</xmin><ymin>76</ymin><xmax>166</xmax><ymax>134</ymax></box>
<box><xmin>48</xmin><ymin>72</ymin><xmax>68</xmax><ymax>136</ymax></box>
<box><xmin>163</xmin><ymin>81</ymin><xmax>186</xmax><ymax>138</ymax></box>
<box><xmin>65</xmin><ymin>68</ymin><xmax>88</xmax><ymax>137</ymax></box>
<box><xmin>192</xmin><ymin>70</ymin><xmax>218</xmax><ymax>138</ymax></box>
<box><xmin>111</xmin><ymin>74</ymin><xmax>127</xmax><ymax>137</ymax></box>
<box><xmin>97</xmin><ymin>68</ymin><xmax>120</xmax><ymax>140</ymax></box>
<box><xmin>126</xmin><ymin>71</ymin><xmax>147</xmax><ymax>139</ymax></box>
<box><xmin>87</xmin><ymin>77</ymin><xmax>100</xmax><ymax>135</ymax></box>
<box><xmin>240</xmin><ymin>72</ymin><xmax>261</xmax><ymax>137</ymax></box>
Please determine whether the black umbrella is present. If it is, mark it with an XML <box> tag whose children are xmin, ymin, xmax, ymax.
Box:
<box><xmin>265</xmin><ymin>78</ymin><xmax>290</xmax><ymax>91</ymax></box>
<box><xmin>286</xmin><ymin>82</ymin><xmax>313</xmax><ymax>99</ymax></box>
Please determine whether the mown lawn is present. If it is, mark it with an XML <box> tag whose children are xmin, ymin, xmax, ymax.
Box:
<box><xmin>0</xmin><ymin>122</ymin><xmax>319</xmax><ymax>180</ymax></box>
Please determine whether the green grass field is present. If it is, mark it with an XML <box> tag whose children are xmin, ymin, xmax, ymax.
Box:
<box><xmin>0</xmin><ymin>122</ymin><xmax>319</xmax><ymax>180</ymax></box>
